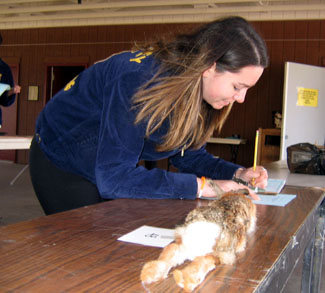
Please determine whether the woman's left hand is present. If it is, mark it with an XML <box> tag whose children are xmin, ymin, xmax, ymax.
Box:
<box><xmin>235</xmin><ymin>166</ymin><xmax>268</xmax><ymax>189</ymax></box>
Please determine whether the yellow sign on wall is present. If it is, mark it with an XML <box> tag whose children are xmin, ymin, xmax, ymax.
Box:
<box><xmin>297</xmin><ymin>87</ymin><xmax>318</xmax><ymax>107</ymax></box>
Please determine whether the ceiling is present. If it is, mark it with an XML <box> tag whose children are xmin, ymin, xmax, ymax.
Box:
<box><xmin>0</xmin><ymin>0</ymin><xmax>324</xmax><ymax>30</ymax></box>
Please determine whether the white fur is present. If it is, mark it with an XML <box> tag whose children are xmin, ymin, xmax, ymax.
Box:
<box><xmin>247</xmin><ymin>216</ymin><xmax>256</xmax><ymax>234</ymax></box>
<box><xmin>196</xmin><ymin>263</ymin><xmax>215</xmax><ymax>283</ymax></box>
<box><xmin>218</xmin><ymin>251</ymin><xmax>236</xmax><ymax>265</ymax></box>
<box><xmin>175</xmin><ymin>221</ymin><xmax>221</xmax><ymax>261</ymax></box>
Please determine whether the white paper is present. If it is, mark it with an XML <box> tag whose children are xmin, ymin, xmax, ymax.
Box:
<box><xmin>0</xmin><ymin>83</ymin><xmax>10</xmax><ymax>96</ymax></box>
<box><xmin>117</xmin><ymin>225</ymin><xmax>175</xmax><ymax>248</ymax></box>
<box><xmin>253</xmin><ymin>194</ymin><xmax>296</xmax><ymax>207</ymax></box>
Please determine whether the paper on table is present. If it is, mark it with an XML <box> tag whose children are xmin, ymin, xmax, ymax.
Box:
<box><xmin>0</xmin><ymin>83</ymin><xmax>10</xmax><ymax>96</ymax></box>
<box><xmin>201</xmin><ymin>193</ymin><xmax>296</xmax><ymax>206</ymax></box>
<box><xmin>117</xmin><ymin>225</ymin><xmax>175</xmax><ymax>248</ymax></box>
<box><xmin>258</xmin><ymin>178</ymin><xmax>286</xmax><ymax>194</ymax></box>
<box><xmin>253</xmin><ymin>194</ymin><xmax>296</xmax><ymax>207</ymax></box>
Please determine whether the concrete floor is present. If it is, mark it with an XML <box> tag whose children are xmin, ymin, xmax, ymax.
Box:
<box><xmin>0</xmin><ymin>161</ymin><xmax>44</xmax><ymax>225</ymax></box>
<box><xmin>0</xmin><ymin>160</ymin><xmax>324</xmax><ymax>292</ymax></box>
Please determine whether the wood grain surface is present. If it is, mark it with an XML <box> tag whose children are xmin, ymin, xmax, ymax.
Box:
<box><xmin>0</xmin><ymin>186</ymin><xmax>324</xmax><ymax>292</ymax></box>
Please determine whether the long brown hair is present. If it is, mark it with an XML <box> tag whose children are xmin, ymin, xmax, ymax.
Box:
<box><xmin>133</xmin><ymin>16</ymin><xmax>268</xmax><ymax>152</ymax></box>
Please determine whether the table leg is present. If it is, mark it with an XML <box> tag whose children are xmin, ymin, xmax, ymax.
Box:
<box><xmin>144</xmin><ymin>161</ymin><xmax>157</xmax><ymax>170</ymax></box>
<box><xmin>230</xmin><ymin>145</ymin><xmax>239</xmax><ymax>163</ymax></box>
<box><xmin>9</xmin><ymin>164</ymin><xmax>29</xmax><ymax>186</ymax></box>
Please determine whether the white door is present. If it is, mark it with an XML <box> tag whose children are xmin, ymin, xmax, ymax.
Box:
<box><xmin>280</xmin><ymin>62</ymin><xmax>325</xmax><ymax>160</ymax></box>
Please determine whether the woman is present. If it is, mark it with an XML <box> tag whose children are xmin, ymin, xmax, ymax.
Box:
<box><xmin>0</xmin><ymin>33</ymin><xmax>21</xmax><ymax>128</ymax></box>
<box><xmin>29</xmin><ymin>16</ymin><xmax>269</xmax><ymax>215</ymax></box>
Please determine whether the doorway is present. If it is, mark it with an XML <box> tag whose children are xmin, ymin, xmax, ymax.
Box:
<box><xmin>45</xmin><ymin>65</ymin><xmax>86</xmax><ymax>103</ymax></box>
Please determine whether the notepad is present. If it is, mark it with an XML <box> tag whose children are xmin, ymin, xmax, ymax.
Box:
<box><xmin>253</xmin><ymin>194</ymin><xmax>296</xmax><ymax>207</ymax></box>
<box><xmin>257</xmin><ymin>178</ymin><xmax>286</xmax><ymax>194</ymax></box>
<box><xmin>0</xmin><ymin>83</ymin><xmax>10</xmax><ymax>96</ymax></box>
<box><xmin>118</xmin><ymin>225</ymin><xmax>175</xmax><ymax>248</ymax></box>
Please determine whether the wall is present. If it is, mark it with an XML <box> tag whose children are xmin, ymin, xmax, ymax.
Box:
<box><xmin>0</xmin><ymin>20</ymin><xmax>324</xmax><ymax>166</ymax></box>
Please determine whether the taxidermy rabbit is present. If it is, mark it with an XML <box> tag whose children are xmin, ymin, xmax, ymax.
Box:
<box><xmin>140</xmin><ymin>191</ymin><xmax>256</xmax><ymax>292</ymax></box>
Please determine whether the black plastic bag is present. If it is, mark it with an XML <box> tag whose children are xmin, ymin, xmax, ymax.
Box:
<box><xmin>287</xmin><ymin>143</ymin><xmax>325</xmax><ymax>175</ymax></box>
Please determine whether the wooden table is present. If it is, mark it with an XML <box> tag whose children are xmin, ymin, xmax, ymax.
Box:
<box><xmin>207</xmin><ymin>137</ymin><xmax>247</xmax><ymax>145</ymax></box>
<box><xmin>0</xmin><ymin>186</ymin><xmax>324</xmax><ymax>292</ymax></box>
<box><xmin>148</xmin><ymin>137</ymin><xmax>247</xmax><ymax>170</ymax></box>
<box><xmin>207</xmin><ymin>137</ymin><xmax>247</xmax><ymax>163</ymax></box>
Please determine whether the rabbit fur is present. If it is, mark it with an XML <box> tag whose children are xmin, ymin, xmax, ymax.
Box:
<box><xmin>140</xmin><ymin>191</ymin><xmax>256</xmax><ymax>292</ymax></box>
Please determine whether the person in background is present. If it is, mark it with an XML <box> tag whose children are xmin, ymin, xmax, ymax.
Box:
<box><xmin>0</xmin><ymin>33</ymin><xmax>21</xmax><ymax>128</ymax></box>
<box><xmin>29</xmin><ymin>16</ymin><xmax>269</xmax><ymax>215</ymax></box>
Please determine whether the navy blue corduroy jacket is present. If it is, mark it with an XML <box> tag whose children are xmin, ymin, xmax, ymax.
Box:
<box><xmin>35</xmin><ymin>51</ymin><xmax>241</xmax><ymax>200</ymax></box>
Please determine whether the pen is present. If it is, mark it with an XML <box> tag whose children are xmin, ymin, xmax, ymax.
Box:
<box><xmin>252</xmin><ymin>129</ymin><xmax>259</xmax><ymax>186</ymax></box>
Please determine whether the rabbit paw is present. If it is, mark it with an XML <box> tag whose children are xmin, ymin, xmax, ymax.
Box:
<box><xmin>140</xmin><ymin>260</ymin><xmax>169</xmax><ymax>284</ymax></box>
